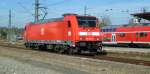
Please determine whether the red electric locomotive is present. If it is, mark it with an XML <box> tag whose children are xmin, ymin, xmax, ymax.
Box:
<box><xmin>24</xmin><ymin>14</ymin><xmax>102</xmax><ymax>54</ymax></box>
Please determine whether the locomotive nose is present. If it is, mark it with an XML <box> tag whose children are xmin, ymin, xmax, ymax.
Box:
<box><xmin>78</xmin><ymin>28</ymin><xmax>101</xmax><ymax>41</ymax></box>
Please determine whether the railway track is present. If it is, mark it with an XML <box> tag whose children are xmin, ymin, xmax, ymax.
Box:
<box><xmin>0</xmin><ymin>44</ymin><xmax>150</xmax><ymax>66</ymax></box>
<box><xmin>91</xmin><ymin>56</ymin><xmax>150</xmax><ymax>66</ymax></box>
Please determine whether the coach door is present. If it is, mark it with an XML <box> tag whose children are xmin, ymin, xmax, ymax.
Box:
<box><xmin>111</xmin><ymin>33</ymin><xmax>116</xmax><ymax>42</ymax></box>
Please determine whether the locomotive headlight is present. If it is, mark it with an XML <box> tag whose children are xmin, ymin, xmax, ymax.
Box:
<box><xmin>79</xmin><ymin>32</ymin><xmax>87</xmax><ymax>36</ymax></box>
<box><xmin>68</xmin><ymin>31</ymin><xmax>71</xmax><ymax>36</ymax></box>
<box><xmin>80</xmin><ymin>38</ymin><xmax>83</xmax><ymax>40</ymax></box>
<box><xmin>79</xmin><ymin>32</ymin><xmax>100</xmax><ymax>36</ymax></box>
<box><xmin>96</xmin><ymin>38</ymin><xmax>101</xmax><ymax>41</ymax></box>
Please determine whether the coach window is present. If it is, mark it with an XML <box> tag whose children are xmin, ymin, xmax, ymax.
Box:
<box><xmin>102</xmin><ymin>29</ymin><xmax>104</xmax><ymax>32</ymax></box>
<box><xmin>112</xmin><ymin>28</ymin><xmax>115</xmax><ymax>32</ymax></box>
<box><xmin>120</xmin><ymin>33</ymin><xmax>125</xmax><ymax>37</ymax></box>
<box><xmin>106</xmin><ymin>29</ymin><xmax>108</xmax><ymax>32</ymax></box>
<box><xmin>103</xmin><ymin>29</ymin><xmax>106</xmax><ymax>32</ymax></box>
<box><xmin>140</xmin><ymin>32</ymin><xmax>144</xmax><ymax>37</ymax></box>
<box><xmin>144</xmin><ymin>32</ymin><xmax>148</xmax><ymax>37</ymax></box>
<box><xmin>136</xmin><ymin>32</ymin><xmax>138</xmax><ymax>36</ymax></box>
<box><xmin>104</xmin><ymin>29</ymin><xmax>106</xmax><ymax>32</ymax></box>
<box><xmin>140</xmin><ymin>32</ymin><xmax>147</xmax><ymax>37</ymax></box>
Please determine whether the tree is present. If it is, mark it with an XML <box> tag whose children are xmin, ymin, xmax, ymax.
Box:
<box><xmin>98</xmin><ymin>15</ymin><xmax>112</xmax><ymax>28</ymax></box>
<box><xmin>0</xmin><ymin>29</ymin><xmax>7</xmax><ymax>39</ymax></box>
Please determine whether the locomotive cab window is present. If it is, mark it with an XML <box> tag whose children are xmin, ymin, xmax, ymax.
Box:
<box><xmin>77</xmin><ymin>16</ymin><xmax>97</xmax><ymax>27</ymax></box>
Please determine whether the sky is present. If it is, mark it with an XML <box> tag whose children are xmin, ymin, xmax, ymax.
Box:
<box><xmin>0</xmin><ymin>0</ymin><xmax>150</xmax><ymax>28</ymax></box>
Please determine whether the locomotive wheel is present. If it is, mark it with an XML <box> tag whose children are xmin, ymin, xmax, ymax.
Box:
<box><xmin>97</xmin><ymin>46</ymin><xmax>103</xmax><ymax>52</ymax></box>
<box><xmin>58</xmin><ymin>49</ymin><xmax>65</xmax><ymax>54</ymax></box>
<box><xmin>67</xmin><ymin>47</ymin><xmax>77</xmax><ymax>55</ymax></box>
<box><xmin>68</xmin><ymin>48</ymin><xmax>73</xmax><ymax>55</ymax></box>
<box><xmin>38</xmin><ymin>45</ymin><xmax>47</xmax><ymax>50</ymax></box>
<box><xmin>68</xmin><ymin>50</ymin><xmax>73</xmax><ymax>54</ymax></box>
<box><xmin>77</xmin><ymin>49</ymin><xmax>81</xmax><ymax>54</ymax></box>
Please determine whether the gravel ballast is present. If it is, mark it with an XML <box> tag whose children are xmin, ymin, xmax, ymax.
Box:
<box><xmin>0</xmin><ymin>46</ymin><xmax>150</xmax><ymax>74</ymax></box>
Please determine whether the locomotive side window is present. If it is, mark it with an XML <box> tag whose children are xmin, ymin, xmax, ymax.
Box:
<box><xmin>77</xmin><ymin>16</ymin><xmax>96</xmax><ymax>27</ymax></box>
<box><xmin>24</xmin><ymin>27</ymin><xmax>27</xmax><ymax>30</ymax></box>
<box><xmin>68</xmin><ymin>21</ymin><xmax>71</xmax><ymax>27</ymax></box>
<box><xmin>119</xmin><ymin>33</ymin><xmax>125</xmax><ymax>37</ymax></box>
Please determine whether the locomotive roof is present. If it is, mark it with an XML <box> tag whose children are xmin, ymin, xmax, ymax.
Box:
<box><xmin>131</xmin><ymin>12</ymin><xmax>150</xmax><ymax>21</ymax></box>
<box><xmin>30</xmin><ymin>18</ymin><xmax>63</xmax><ymax>24</ymax></box>
<box><xmin>63</xmin><ymin>13</ymin><xmax>96</xmax><ymax>18</ymax></box>
<box><xmin>29</xmin><ymin>14</ymin><xmax>97</xmax><ymax>24</ymax></box>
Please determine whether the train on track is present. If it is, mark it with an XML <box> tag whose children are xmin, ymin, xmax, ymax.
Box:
<box><xmin>101</xmin><ymin>25</ymin><xmax>150</xmax><ymax>47</ymax></box>
<box><xmin>100</xmin><ymin>12</ymin><xmax>150</xmax><ymax>47</ymax></box>
<box><xmin>23</xmin><ymin>14</ymin><xmax>102</xmax><ymax>54</ymax></box>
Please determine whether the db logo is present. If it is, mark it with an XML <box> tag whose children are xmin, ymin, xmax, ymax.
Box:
<box><xmin>41</xmin><ymin>28</ymin><xmax>45</xmax><ymax>35</ymax></box>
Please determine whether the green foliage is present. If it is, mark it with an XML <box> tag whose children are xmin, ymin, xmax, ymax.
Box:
<box><xmin>0</xmin><ymin>27</ymin><xmax>24</xmax><ymax>39</ymax></box>
<box><xmin>0</xmin><ymin>30</ymin><xmax>7</xmax><ymax>39</ymax></box>
<box><xmin>98</xmin><ymin>15</ymin><xmax>112</xmax><ymax>28</ymax></box>
<box><xmin>102</xmin><ymin>38</ymin><xmax>111</xmax><ymax>41</ymax></box>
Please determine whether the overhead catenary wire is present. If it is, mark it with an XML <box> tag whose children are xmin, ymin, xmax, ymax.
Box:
<box><xmin>17</xmin><ymin>2</ymin><xmax>33</xmax><ymax>15</ymax></box>
<box><xmin>45</xmin><ymin>0</ymin><xmax>68</xmax><ymax>6</ymax></box>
